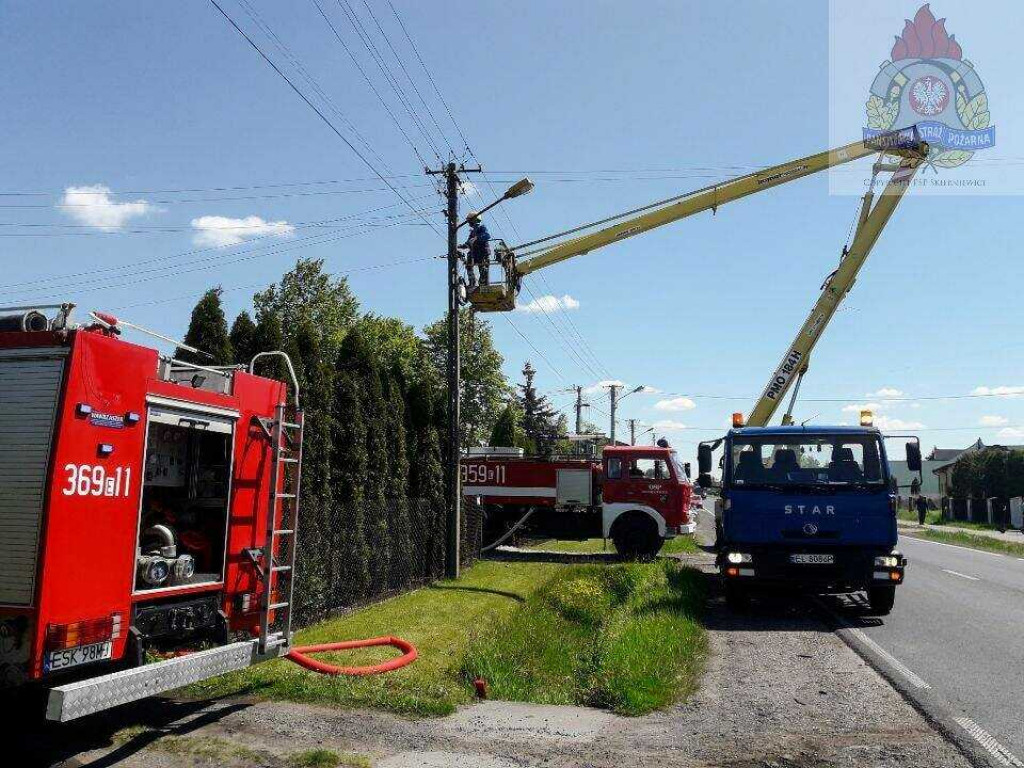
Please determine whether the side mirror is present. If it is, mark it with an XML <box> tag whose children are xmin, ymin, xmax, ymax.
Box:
<box><xmin>683</xmin><ymin>462</ymin><xmax>692</xmax><ymax>479</ymax></box>
<box><xmin>906</xmin><ymin>441</ymin><xmax>922</xmax><ymax>472</ymax></box>
<box><xmin>698</xmin><ymin>444</ymin><xmax>712</xmax><ymax>475</ymax></box>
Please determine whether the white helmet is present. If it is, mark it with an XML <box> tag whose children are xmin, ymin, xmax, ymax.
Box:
<box><xmin>466</xmin><ymin>211</ymin><xmax>481</xmax><ymax>223</ymax></box>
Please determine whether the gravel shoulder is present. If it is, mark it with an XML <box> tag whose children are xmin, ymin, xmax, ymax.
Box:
<box><xmin>14</xmin><ymin>567</ymin><xmax>970</xmax><ymax>768</ymax></box>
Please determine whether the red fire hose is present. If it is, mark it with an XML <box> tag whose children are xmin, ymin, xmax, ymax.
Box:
<box><xmin>285</xmin><ymin>635</ymin><xmax>417</xmax><ymax>676</ymax></box>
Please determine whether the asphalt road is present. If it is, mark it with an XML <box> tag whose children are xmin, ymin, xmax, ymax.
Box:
<box><xmin>843</xmin><ymin>533</ymin><xmax>1024</xmax><ymax>764</ymax></box>
<box><xmin>694</xmin><ymin>500</ymin><xmax>1024</xmax><ymax>765</ymax></box>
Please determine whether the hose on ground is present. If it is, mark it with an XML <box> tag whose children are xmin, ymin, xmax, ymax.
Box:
<box><xmin>285</xmin><ymin>635</ymin><xmax>417</xmax><ymax>676</ymax></box>
<box><xmin>480</xmin><ymin>507</ymin><xmax>536</xmax><ymax>553</ymax></box>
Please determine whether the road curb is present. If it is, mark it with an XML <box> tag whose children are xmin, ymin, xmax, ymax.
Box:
<box><xmin>817</xmin><ymin>602</ymin><xmax>1010</xmax><ymax>768</ymax></box>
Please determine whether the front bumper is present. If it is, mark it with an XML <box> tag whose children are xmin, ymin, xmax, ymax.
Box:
<box><xmin>717</xmin><ymin>547</ymin><xmax>906</xmax><ymax>591</ymax></box>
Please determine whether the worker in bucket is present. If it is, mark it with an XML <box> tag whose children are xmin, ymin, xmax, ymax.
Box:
<box><xmin>461</xmin><ymin>211</ymin><xmax>491</xmax><ymax>288</ymax></box>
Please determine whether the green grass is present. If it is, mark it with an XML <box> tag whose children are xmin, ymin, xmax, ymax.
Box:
<box><xmin>462</xmin><ymin>560</ymin><xmax>707</xmax><ymax>716</ymax></box>
<box><xmin>896</xmin><ymin>507</ymin><xmax>943</xmax><ymax>526</ymax></box>
<box><xmin>184</xmin><ymin>560</ymin><xmax>562</xmax><ymax>716</ymax></box>
<box><xmin>912</xmin><ymin>529</ymin><xmax>1024</xmax><ymax>558</ymax></box>
<box><xmin>897</xmin><ymin>506</ymin><xmax>1004</xmax><ymax>531</ymax></box>
<box><xmin>290</xmin><ymin>748</ymin><xmax>372</xmax><ymax>768</ymax></box>
<box><xmin>525</xmin><ymin>536</ymin><xmax>700</xmax><ymax>555</ymax></box>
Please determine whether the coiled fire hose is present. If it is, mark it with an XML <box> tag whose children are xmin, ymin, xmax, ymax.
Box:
<box><xmin>285</xmin><ymin>636</ymin><xmax>417</xmax><ymax>676</ymax></box>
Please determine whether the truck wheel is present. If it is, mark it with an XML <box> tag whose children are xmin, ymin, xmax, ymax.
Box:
<box><xmin>868</xmin><ymin>585</ymin><xmax>896</xmax><ymax>615</ymax></box>
<box><xmin>612</xmin><ymin>514</ymin><xmax>662</xmax><ymax>560</ymax></box>
<box><xmin>725</xmin><ymin>581</ymin><xmax>750</xmax><ymax>611</ymax></box>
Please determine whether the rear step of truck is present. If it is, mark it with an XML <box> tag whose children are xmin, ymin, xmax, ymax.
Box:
<box><xmin>46</xmin><ymin>640</ymin><xmax>263</xmax><ymax>722</ymax></box>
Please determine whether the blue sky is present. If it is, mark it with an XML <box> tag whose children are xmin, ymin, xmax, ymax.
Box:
<box><xmin>1</xmin><ymin>0</ymin><xmax>1022</xmax><ymax>465</ymax></box>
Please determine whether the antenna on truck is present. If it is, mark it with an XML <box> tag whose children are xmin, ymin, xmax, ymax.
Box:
<box><xmin>90</xmin><ymin>310</ymin><xmax>214</xmax><ymax>360</ymax></box>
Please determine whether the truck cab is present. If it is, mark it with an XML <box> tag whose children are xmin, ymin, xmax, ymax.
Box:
<box><xmin>601</xmin><ymin>445</ymin><xmax>694</xmax><ymax>557</ymax></box>
<box><xmin>700</xmin><ymin>426</ymin><xmax>919</xmax><ymax>614</ymax></box>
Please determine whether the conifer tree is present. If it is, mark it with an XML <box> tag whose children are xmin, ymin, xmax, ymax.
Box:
<box><xmin>177</xmin><ymin>288</ymin><xmax>233</xmax><ymax>365</ymax></box>
<box><xmin>229</xmin><ymin>311</ymin><xmax>257</xmax><ymax>366</ymax></box>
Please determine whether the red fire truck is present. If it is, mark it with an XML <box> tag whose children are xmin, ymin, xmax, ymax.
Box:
<box><xmin>0</xmin><ymin>304</ymin><xmax>302</xmax><ymax>721</ymax></box>
<box><xmin>462</xmin><ymin>444</ymin><xmax>695</xmax><ymax>557</ymax></box>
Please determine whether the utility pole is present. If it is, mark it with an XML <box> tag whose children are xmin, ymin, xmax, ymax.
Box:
<box><xmin>628</xmin><ymin>418</ymin><xmax>637</xmax><ymax>446</ymax></box>
<box><xmin>426</xmin><ymin>161</ymin><xmax>480</xmax><ymax>580</ymax></box>
<box><xmin>573</xmin><ymin>385</ymin><xmax>586</xmax><ymax>434</ymax></box>
<box><xmin>607</xmin><ymin>383</ymin><xmax>620</xmax><ymax>444</ymax></box>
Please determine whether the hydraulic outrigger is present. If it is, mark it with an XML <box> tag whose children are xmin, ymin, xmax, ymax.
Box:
<box><xmin>467</xmin><ymin>127</ymin><xmax>928</xmax><ymax>425</ymax></box>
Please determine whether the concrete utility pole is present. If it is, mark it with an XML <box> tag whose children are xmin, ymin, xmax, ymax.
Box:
<box><xmin>426</xmin><ymin>160</ymin><xmax>480</xmax><ymax>580</ymax></box>
<box><xmin>628</xmin><ymin>418</ymin><xmax>637</xmax><ymax>446</ymax></box>
<box><xmin>573</xmin><ymin>385</ymin><xmax>586</xmax><ymax>435</ymax></box>
<box><xmin>607</xmin><ymin>384</ymin><xmax>620</xmax><ymax>444</ymax></box>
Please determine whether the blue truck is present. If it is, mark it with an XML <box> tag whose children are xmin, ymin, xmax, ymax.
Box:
<box><xmin>698</xmin><ymin>425</ymin><xmax>922</xmax><ymax>615</ymax></box>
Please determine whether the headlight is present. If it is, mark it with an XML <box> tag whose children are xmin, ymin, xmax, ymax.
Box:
<box><xmin>874</xmin><ymin>555</ymin><xmax>899</xmax><ymax>568</ymax></box>
<box><xmin>726</xmin><ymin>552</ymin><xmax>752</xmax><ymax>564</ymax></box>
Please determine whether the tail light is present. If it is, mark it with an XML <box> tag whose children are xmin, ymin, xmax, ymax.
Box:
<box><xmin>45</xmin><ymin>613</ymin><xmax>120</xmax><ymax>652</ymax></box>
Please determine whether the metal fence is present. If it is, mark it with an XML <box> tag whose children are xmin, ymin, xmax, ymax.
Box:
<box><xmin>290</xmin><ymin>498</ymin><xmax>486</xmax><ymax>627</ymax></box>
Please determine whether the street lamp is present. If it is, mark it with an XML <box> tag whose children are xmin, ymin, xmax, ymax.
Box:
<box><xmin>458</xmin><ymin>177</ymin><xmax>534</xmax><ymax>229</ymax></box>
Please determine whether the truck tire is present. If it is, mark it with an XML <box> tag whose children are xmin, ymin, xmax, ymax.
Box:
<box><xmin>611</xmin><ymin>513</ymin><xmax>662</xmax><ymax>560</ymax></box>
<box><xmin>724</xmin><ymin>581</ymin><xmax>750</xmax><ymax>611</ymax></box>
<box><xmin>868</xmin><ymin>585</ymin><xmax>896</xmax><ymax>615</ymax></box>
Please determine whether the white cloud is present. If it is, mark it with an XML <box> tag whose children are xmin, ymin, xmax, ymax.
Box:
<box><xmin>998</xmin><ymin>427</ymin><xmax>1024</xmax><ymax>441</ymax></box>
<box><xmin>190</xmin><ymin>215</ymin><xmax>295</xmax><ymax>247</ymax></box>
<box><xmin>972</xmin><ymin>385</ymin><xmax>1024</xmax><ymax>398</ymax></box>
<box><xmin>866</xmin><ymin>387</ymin><xmax>904</xmax><ymax>398</ymax></box>
<box><xmin>584</xmin><ymin>379</ymin><xmax>626</xmax><ymax>394</ymax></box>
<box><xmin>60</xmin><ymin>184</ymin><xmax>153</xmax><ymax>231</ymax></box>
<box><xmin>980</xmin><ymin>415</ymin><xmax>1009</xmax><ymax>427</ymax></box>
<box><xmin>842</xmin><ymin>402</ymin><xmax>882</xmax><ymax>413</ymax></box>
<box><xmin>517</xmin><ymin>294</ymin><xmax>581</xmax><ymax>314</ymax></box>
<box><xmin>641</xmin><ymin>386</ymin><xmax>662</xmax><ymax>394</ymax></box>
<box><xmin>654</xmin><ymin>396</ymin><xmax>697</xmax><ymax>412</ymax></box>
<box><xmin>874</xmin><ymin>415</ymin><xmax>926</xmax><ymax>430</ymax></box>
<box><xmin>652</xmin><ymin>420</ymin><xmax>687</xmax><ymax>432</ymax></box>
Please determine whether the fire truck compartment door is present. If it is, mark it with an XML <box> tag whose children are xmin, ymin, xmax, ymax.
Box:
<box><xmin>556</xmin><ymin>469</ymin><xmax>592</xmax><ymax>506</ymax></box>
<box><xmin>147</xmin><ymin>405</ymin><xmax>235</xmax><ymax>434</ymax></box>
<box><xmin>0</xmin><ymin>349</ymin><xmax>67</xmax><ymax>606</ymax></box>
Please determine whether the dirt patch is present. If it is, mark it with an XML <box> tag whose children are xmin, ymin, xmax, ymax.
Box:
<box><xmin>23</xmin><ymin>580</ymin><xmax>969</xmax><ymax>768</ymax></box>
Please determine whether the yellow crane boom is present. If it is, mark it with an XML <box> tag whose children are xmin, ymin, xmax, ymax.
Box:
<box><xmin>467</xmin><ymin>128</ymin><xmax>927</xmax><ymax>425</ymax></box>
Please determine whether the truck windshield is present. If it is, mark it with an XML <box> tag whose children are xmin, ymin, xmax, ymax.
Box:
<box><xmin>729</xmin><ymin>435</ymin><xmax>886</xmax><ymax>489</ymax></box>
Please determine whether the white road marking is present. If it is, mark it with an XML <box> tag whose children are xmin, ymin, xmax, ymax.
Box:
<box><xmin>904</xmin><ymin>536</ymin><xmax>1007</xmax><ymax>558</ymax></box>
<box><xmin>955</xmin><ymin>717</ymin><xmax>1024</xmax><ymax>767</ymax></box>
<box><xmin>845</xmin><ymin>626</ymin><xmax>931</xmax><ymax>690</ymax></box>
<box><xmin>942</xmin><ymin>569</ymin><xmax>980</xmax><ymax>581</ymax></box>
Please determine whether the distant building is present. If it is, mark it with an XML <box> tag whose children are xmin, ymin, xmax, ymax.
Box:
<box><xmin>929</xmin><ymin>439</ymin><xmax>1024</xmax><ymax>497</ymax></box>
<box><xmin>889</xmin><ymin>459</ymin><xmax>943</xmax><ymax>498</ymax></box>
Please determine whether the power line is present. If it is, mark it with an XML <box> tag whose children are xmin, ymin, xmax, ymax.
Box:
<box><xmin>334</xmin><ymin>0</ymin><xmax>442</xmax><ymax>163</ymax></box>
<box><xmin>500</xmin><ymin>314</ymin><xmax>565</xmax><ymax>383</ymax></box>
<box><xmin>357</xmin><ymin>0</ymin><xmax>453</xmax><ymax>157</ymax></box>
<box><xmin>208</xmin><ymin>0</ymin><xmax>440</xmax><ymax>236</ymax></box>
<box><xmin>0</xmin><ymin>196</ymin><xmax>434</xmax><ymax>295</ymax></box>
<box><xmin>386</xmin><ymin>0</ymin><xmax>474</xmax><ymax>155</ymax></box>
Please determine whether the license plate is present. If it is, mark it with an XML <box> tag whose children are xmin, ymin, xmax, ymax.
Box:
<box><xmin>45</xmin><ymin>641</ymin><xmax>113</xmax><ymax>672</ymax></box>
<box><xmin>790</xmin><ymin>553</ymin><xmax>834</xmax><ymax>564</ymax></box>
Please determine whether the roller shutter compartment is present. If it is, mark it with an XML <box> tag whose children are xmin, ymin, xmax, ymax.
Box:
<box><xmin>0</xmin><ymin>351</ymin><xmax>66</xmax><ymax>606</ymax></box>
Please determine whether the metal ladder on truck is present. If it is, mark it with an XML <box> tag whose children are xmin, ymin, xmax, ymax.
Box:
<box><xmin>258</xmin><ymin>402</ymin><xmax>304</xmax><ymax>656</ymax></box>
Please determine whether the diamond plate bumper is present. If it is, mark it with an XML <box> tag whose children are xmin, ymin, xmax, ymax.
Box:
<box><xmin>46</xmin><ymin>640</ymin><xmax>258</xmax><ymax>722</ymax></box>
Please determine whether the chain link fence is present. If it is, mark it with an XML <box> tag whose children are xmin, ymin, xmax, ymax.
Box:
<box><xmin>290</xmin><ymin>497</ymin><xmax>487</xmax><ymax>627</ymax></box>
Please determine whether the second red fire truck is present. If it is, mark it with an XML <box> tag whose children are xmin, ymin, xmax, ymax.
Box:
<box><xmin>462</xmin><ymin>444</ymin><xmax>696</xmax><ymax>557</ymax></box>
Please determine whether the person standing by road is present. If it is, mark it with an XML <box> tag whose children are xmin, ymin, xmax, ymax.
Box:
<box><xmin>916</xmin><ymin>494</ymin><xmax>928</xmax><ymax>525</ymax></box>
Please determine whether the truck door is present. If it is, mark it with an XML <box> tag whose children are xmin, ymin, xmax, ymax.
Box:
<box><xmin>608</xmin><ymin>455</ymin><xmax>677</xmax><ymax>519</ymax></box>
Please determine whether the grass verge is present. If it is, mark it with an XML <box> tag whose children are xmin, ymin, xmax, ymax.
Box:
<box><xmin>911</xmin><ymin>528</ymin><xmax>1024</xmax><ymax>557</ymax></box>
<box><xmin>462</xmin><ymin>559</ymin><xmax>707</xmax><ymax>716</ymax></box>
<box><xmin>184</xmin><ymin>560</ymin><xmax>562</xmax><ymax>716</ymax></box>
<box><xmin>525</xmin><ymin>536</ymin><xmax>700</xmax><ymax>555</ymax></box>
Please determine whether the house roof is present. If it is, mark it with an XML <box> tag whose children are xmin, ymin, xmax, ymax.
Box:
<box><xmin>931</xmin><ymin>439</ymin><xmax>1024</xmax><ymax>474</ymax></box>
